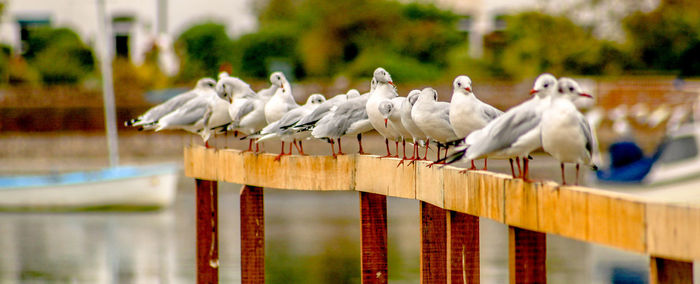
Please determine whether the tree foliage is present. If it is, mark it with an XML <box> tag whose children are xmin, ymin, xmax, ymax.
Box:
<box><xmin>175</xmin><ymin>22</ymin><xmax>233</xmax><ymax>81</ymax></box>
<box><xmin>23</xmin><ymin>27</ymin><xmax>95</xmax><ymax>84</ymax></box>
<box><xmin>623</xmin><ymin>0</ymin><xmax>700</xmax><ymax>75</ymax></box>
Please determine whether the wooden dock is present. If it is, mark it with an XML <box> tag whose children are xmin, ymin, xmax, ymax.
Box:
<box><xmin>184</xmin><ymin>145</ymin><xmax>699</xmax><ymax>283</ymax></box>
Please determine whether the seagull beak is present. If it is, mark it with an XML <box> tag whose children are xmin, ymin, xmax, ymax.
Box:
<box><xmin>384</xmin><ymin>118</ymin><xmax>388</xmax><ymax>128</ymax></box>
<box><xmin>529</xmin><ymin>89</ymin><xmax>538</xmax><ymax>95</ymax></box>
<box><xmin>388</xmin><ymin>81</ymin><xmax>395</xmax><ymax>87</ymax></box>
<box><xmin>464</xmin><ymin>87</ymin><xmax>471</xmax><ymax>92</ymax></box>
<box><xmin>579</xmin><ymin>93</ymin><xmax>593</xmax><ymax>98</ymax></box>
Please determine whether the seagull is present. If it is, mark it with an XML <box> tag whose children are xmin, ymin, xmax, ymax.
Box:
<box><xmin>312</xmin><ymin>92</ymin><xmax>373</xmax><ymax>156</ymax></box>
<box><xmin>366</xmin><ymin>67</ymin><xmax>401</xmax><ymax>157</ymax></box>
<box><xmin>440</xmin><ymin>73</ymin><xmax>558</xmax><ymax>180</ymax></box>
<box><xmin>256</xmin><ymin>94</ymin><xmax>326</xmax><ymax>160</ymax></box>
<box><xmin>378</xmin><ymin>97</ymin><xmax>413</xmax><ymax>165</ymax></box>
<box><xmin>125</xmin><ymin>78</ymin><xmax>215</xmax><ymax>130</ymax></box>
<box><xmin>263</xmin><ymin>72</ymin><xmax>299</xmax><ymax>154</ymax></box>
<box><xmin>154</xmin><ymin>78</ymin><xmax>231</xmax><ymax>147</ymax></box>
<box><xmin>411</xmin><ymin>87</ymin><xmax>459</xmax><ymax>164</ymax></box>
<box><xmin>294</xmin><ymin>89</ymin><xmax>361</xmax><ymax>133</ymax></box>
<box><xmin>264</xmin><ymin>72</ymin><xmax>298</xmax><ymax>124</ymax></box>
<box><xmin>216</xmin><ymin>76</ymin><xmax>267</xmax><ymax>151</ymax></box>
<box><xmin>400</xmin><ymin>89</ymin><xmax>428</xmax><ymax>162</ymax></box>
<box><xmin>541</xmin><ymin>77</ymin><xmax>596</xmax><ymax>185</ymax></box>
<box><xmin>448</xmin><ymin>75</ymin><xmax>503</xmax><ymax>170</ymax></box>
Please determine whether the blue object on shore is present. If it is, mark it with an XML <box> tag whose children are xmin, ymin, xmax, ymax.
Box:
<box><xmin>596</xmin><ymin>140</ymin><xmax>665</xmax><ymax>183</ymax></box>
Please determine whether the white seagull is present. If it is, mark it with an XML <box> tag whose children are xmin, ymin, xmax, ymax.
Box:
<box><xmin>216</xmin><ymin>76</ymin><xmax>267</xmax><ymax>151</ymax></box>
<box><xmin>441</xmin><ymin>73</ymin><xmax>558</xmax><ymax>180</ymax></box>
<box><xmin>312</xmin><ymin>92</ymin><xmax>373</xmax><ymax>156</ymax></box>
<box><xmin>366</xmin><ymin>67</ymin><xmax>401</xmax><ymax>157</ymax></box>
<box><xmin>411</xmin><ymin>87</ymin><xmax>459</xmax><ymax>163</ymax></box>
<box><xmin>154</xmin><ymin>78</ymin><xmax>231</xmax><ymax>147</ymax></box>
<box><xmin>541</xmin><ymin>77</ymin><xmax>596</xmax><ymax>185</ymax></box>
<box><xmin>264</xmin><ymin>72</ymin><xmax>298</xmax><ymax>124</ymax></box>
<box><xmin>400</xmin><ymin>89</ymin><xmax>428</xmax><ymax>162</ymax></box>
<box><xmin>126</xmin><ymin>78</ymin><xmax>215</xmax><ymax>130</ymax></box>
<box><xmin>448</xmin><ymin>75</ymin><xmax>503</xmax><ymax>169</ymax></box>
<box><xmin>256</xmin><ymin>94</ymin><xmax>326</xmax><ymax>160</ymax></box>
<box><xmin>378</xmin><ymin>97</ymin><xmax>413</xmax><ymax>165</ymax></box>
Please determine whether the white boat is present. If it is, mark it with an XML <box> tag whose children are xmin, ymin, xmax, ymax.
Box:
<box><xmin>595</xmin><ymin>123</ymin><xmax>700</xmax><ymax>203</ymax></box>
<box><xmin>0</xmin><ymin>1</ymin><xmax>179</xmax><ymax>211</ymax></box>
<box><xmin>0</xmin><ymin>164</ymin><xmax>178</xmax><ymax>211</ymax></box>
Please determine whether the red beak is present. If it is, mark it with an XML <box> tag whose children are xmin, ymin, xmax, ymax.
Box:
<box><xmin>464</xmin><ymin>87</ymin><xmax>471</xmax><ymax>92</ymax></box>
<box><xmin>579</xmin><ymin>93</ymin><xmax>593</xmax><ymax>98</ymax></box>
<box><xmin>384</xmin><ymin>118</ymin><xmax>388</xmax><ymax>128</ymax></box>
<box><xmin>388</xmin><ymin>81</ymin><xmax>395</xmax><ymax>87</ymax></box>
<box><xmin>529</xmin><ymin>89</ymin><xmax>538</xmax><ymax>95</ymax></box>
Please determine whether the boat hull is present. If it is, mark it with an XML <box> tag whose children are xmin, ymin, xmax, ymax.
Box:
<box><xmin>0</xmin><ymin>165</ymin><xmax>178</xmax><ymax>211</ymax></box>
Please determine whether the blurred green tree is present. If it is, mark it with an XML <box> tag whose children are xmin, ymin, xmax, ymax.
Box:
<box><xmin>623</xmin><ymin>0</ymin><xmax>700</xmax><ymax>76</ymax></box>
<box><xmin>241</xmin><ymin>0</ymin><xmax>462</xmax><ymax>81</ymax></box>
<box><xmin>175</xmin><ymin>22</ymin><xmax>233</xmax><ymax>82</ymax></box>
<box><xmin>23</xmin><ymin>27</ymin><xmax>95</xmax><ymax>84</ymax></box>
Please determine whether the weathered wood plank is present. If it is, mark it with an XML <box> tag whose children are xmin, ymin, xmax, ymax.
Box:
<box><xmin>356</xmin><ymin>155</ymin><xmax>415</xmax><ymax>198</ymax></box>
<box><xmin>478</xmin><ymin>172</ymin><xmax>506</xmax><ymax>222</ymax></box>
<box><xmin>217</xmin><ymin>149</ymin><xmax>246</xmax><ymax>184</ymax></box>
<box><xmin>509</xmin><ymin>226</ymin><xmax>546</xmax><ymax>284</ymax></box>
<box><xmin>504</xmin><ymin>178</ymin><xmax>539</xmax><ymax>231</ymax></box>
<box><xmin>196</xmin><ymin>179</ymin><xmax>219</xmax><ymax>284</ymax></box>
<box><xmin>649</xmin><ymin>257</ymin><xmax>693</xmax><ymax>284</ymax></box>
<box><xmin>447</xmin><ymin>211</ymin><xmax>479</xmax><ymax>284</ymax></box>
<box><xmin>186</xmin><ymin>146</ymin><xmax>218</xmax><ymax>180</ymax></box>
<box><xmin>647</xmin><ymin>203</ymin><xmax>700</xmax><ymax>260</ymax></box>
<box><xmin>360</xmin><ymin>192</ymin><xmax>388</xmax><ymax>284</ymax></box>
<box><xmin>241</xmin><ymin>185</ymin><xmax>264</xmax><ymax>284</ymax></box>
<box><xmin>416</xmin><ymin>161</ymin><xmax>445</xmax><ymax>207</ymax></box>
<box><xmin>282</xmin><ymin>154</ymin><xmax>355</xmax><ymax>191</ymax></box>
<box><xmin>537</xmin><ymin>185</ymin><xmax>589</xmax><ymax>242</ymax></box>
<box><xmin>443</xmin><ymin>167</ymin><xmax>468</xmax><ymax>212</ymax></box>
<box><xmin>421</xmin><ymin>202</ymin><xmax>448</xmax><ymax>283</ymax></box>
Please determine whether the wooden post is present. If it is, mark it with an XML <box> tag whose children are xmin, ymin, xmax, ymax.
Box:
<box><xmin>421</xmin><ymin>201</ymin><xmax>447</xmax><ymax>283</ymax></box>
<box><xmin>447</xmin><ymin>211</ymin><xmax>479</xmax><ymax>284</ymax></box>
<box><xmin>509</xmin><ymin>227</ymin><xmax>546</xmax><ymax>284</ymax></box>
<box><xmin>241</xmin><ymin>185</ymin><xmax>265</xmax><ymax>284</ymax></box>
<box><xmin>649</xmin><ymin>257</ymin><xmax>693</xmax><ymax>284</ymax></box>
<box><xmin>360</xmin><ymin>191</ymin><xmax>388</xmax><ymax>284</ymax></box>
<box><xmin>196</xmin><ymin>179</ymin><xmax>219</xmax><ymax>284</ymax></box>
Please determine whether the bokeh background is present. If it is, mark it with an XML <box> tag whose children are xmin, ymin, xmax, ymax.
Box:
<box><xmin>0</xmin><ymin>0</ymin><xmax>698</xmax><ymax>282</ymax></box>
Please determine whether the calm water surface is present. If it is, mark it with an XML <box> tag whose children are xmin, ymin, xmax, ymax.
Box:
<box><xmin>0</xmin><ymin>174</ymin><xmax>666</xmax><ymax>283</ymax></box>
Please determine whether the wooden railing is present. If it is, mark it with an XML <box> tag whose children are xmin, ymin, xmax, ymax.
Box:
<box><xmin>184</xmin><ymin>145</ymin><xmax>700</xmax><ymax>283</ymax></box>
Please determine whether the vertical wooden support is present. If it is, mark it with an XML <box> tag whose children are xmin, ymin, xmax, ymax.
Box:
<box><xmin>447</xmin><ymin>211</ymin><xmax>479</xmax><ymax>284</ymax></box>
<box><xmin>241</xmin><ymin>185</ymin><xmax>265</xmax><ymax>284</ymax></box>
<box><xmin>421</xmin><ymin>201</ymin><xmax>447</xmax><ymax>283</ymax></box>
<box><xmin>360</xmin><ymin>191</ymin><xmax>388</xmax><ymax>284</ymax></box>
<box><xmin>649</xmin><ymin>257</ymin><xmax>693</xmax><ymax>284</ymax></box>
<box><xmin>509</xmin><ymin>227</ymin><xmax>546</xmax><ymax>284</ymax></box>
<box><xmin>196</xmin><ymin>179</ymin><xmax>219</xmax><ymax>284</ymax></box>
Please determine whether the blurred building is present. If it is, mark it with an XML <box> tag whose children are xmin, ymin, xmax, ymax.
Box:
<box><xmin>434</xmin><ymin>0</ymin><xmax>537</xmax><ymax>58</ymax></box>
<box><xmin>0</xmin><ymin>0</ymin><xmax>257</xmax><ymax>75</ymax></box>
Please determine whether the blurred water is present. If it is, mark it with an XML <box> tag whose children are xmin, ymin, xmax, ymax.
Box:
<box><xmin>0</xmin><ymin>174</ymin><xmax>664</xmax><ymax>283</ymax></box>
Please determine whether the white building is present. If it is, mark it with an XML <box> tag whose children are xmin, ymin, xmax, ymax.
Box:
<box><xmin>0</xmin><ymin>0</ymin><xmax>258</xmax><ymax>75</ymax></box>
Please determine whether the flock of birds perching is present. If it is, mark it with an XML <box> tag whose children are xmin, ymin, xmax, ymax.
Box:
<box><xmin>126</xmin><ymin>67</ymin><xmax>597</xmax><ymax>185</ymax></box>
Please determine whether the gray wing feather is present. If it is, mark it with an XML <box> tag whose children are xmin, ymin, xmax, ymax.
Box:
<box><xmin>578</xmin><ymin>113</ymin><xmax>594</xmax><ymax>155</ymax></box>
<box><xmin>481</xmin><ymin>104</ymin><xmax>503</xmax><ymax>122</ymax></box>
<box><xmin>165</xmin><ymin>105</ymin><xmax>208</xmax><ymax>126</ymax></box>
<box><xmin>234</xmin><ymin>100</ymin><xmax>255</xmax><ymax>122</ymax></box>
<box><xmin>137</xmin><ymin>90</ymin><xmax>198</xmax><ymax>123</ymax></box>
<box><xmin>470</xmin><ymin>108</ymin><xmax>540</xmax><ymax>156</ymax></box>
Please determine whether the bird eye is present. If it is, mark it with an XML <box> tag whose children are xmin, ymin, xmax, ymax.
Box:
<box><xmin>457</xmin><ymin>82</ymin><xmax>461</xmax><ymax>87</ymax></box>
<box><xmin>569</xmin><ymin>87</ymin><xmax>574</xmax><ymax>92</ymax></box>
<box><xmin>558</xmin><ymin>88</ymin><xmax>563</xmax><ymax>93</ymax></box>
<box><xmin>544</xmin><ymin>83</ymin><xmax>549</xmax><ymax>88</ymax></box>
